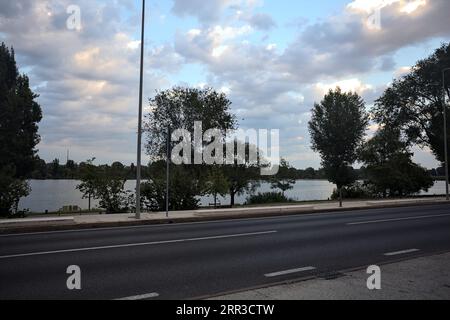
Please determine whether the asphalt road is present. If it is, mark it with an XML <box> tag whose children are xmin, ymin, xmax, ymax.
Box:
<box><xmin>1</xmin><ymin>204</ymin><xmax>450</xmax><ymax>300</ymax></box>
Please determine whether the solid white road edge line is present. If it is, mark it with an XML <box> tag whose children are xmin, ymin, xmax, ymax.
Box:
<box><xmin>265</xmin><ymin>266</ymin><xmax>316</xmax><ymax>278</ymax></box>
<box><xmin>384</xmin><ymin>249</ymin><xmax>420</xmax><ymax>256</ymax></box>
<box><xmin>0</xmin><ymin>230</ymin><xmax>278</xmax><ymax>260</ymax></box>
<box><xmin>347</xmin><ymin>213</ymin><xmax>450</xmax><ymax>225</ymax></box>
<box><xmin>115</xmin><ymin>292</ymin><xmax>160</xmax><ymax>300</ymax></box>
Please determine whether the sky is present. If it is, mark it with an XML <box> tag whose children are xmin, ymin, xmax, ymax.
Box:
<box><xmin>1</xmin><ymin>0</ymin><xmax>450</xmax><ymax>169</ymax></box>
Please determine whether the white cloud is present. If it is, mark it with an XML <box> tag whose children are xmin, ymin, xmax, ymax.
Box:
<box><xmin>394</xmin><ymin>66</ymin><xmax>412</xmax><ymax>78</ymax></box>
<box><xmin>347</xmin><ymin>0</ymin><xmax>427</xmax><ymax>14</ymax></box>
<box><xmin>314</xmin><ymin>78</ymin><xmax>374</xmax><ymax>96</ymax></box>
<box><xmin>239</xmin><ymin>12</ymin><xmax>276</xmax><ymax>31</ymax></box>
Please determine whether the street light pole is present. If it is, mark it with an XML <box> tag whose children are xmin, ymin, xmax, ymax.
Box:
<box><xmin>443</xmin><ymin>68</ymin><xmax>450</xmax><ymax>201</ymax></box>
<box><xmin>166</xmin><ymin>126</ymin><xmax>171</xmax><ymax>218</ymax></box>
<box><xmin>135</xmin><ymin>0</ymin><xmax>146</xmax><ymax>219</ymax></box>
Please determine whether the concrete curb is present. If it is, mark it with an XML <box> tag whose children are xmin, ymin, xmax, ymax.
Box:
<box><xmin>0</xmin><ymin>200</ymin><xmax>449</xmax><ymax>235</ymax></box>
<box><xmin>0</xmin><ymin>217</ymin><xmax>74</xmax><ymax>226</ymax></box>
<box><xmin>195</xmin><ymin>205</ymin><xmax>314</xmax><ymax>216</ymax></box>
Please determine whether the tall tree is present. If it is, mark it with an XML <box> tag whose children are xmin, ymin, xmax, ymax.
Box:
<box><xmin>373</xmin><ymin>43</ymin><xmax>450</xmax><ymax>169</ymax></box>
<box><xmin>309</xmin><ymin>88</ymin><xmax>369</xmax><ymax>207</ymax></box>
<box><xmin>0</xmin><ymin>43</ymin><xmax>42</xmax><ymax>216</ymax></box>
<box><xmin>144</xmin><ymin>86</ymin><xmax>238</xmax><ymax>210</ymax></box>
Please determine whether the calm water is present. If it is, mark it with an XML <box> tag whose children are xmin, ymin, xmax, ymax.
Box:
<box><xmin>19</xmin><ymin>180</ymin><xmax>447</xmax><ymax>213</ymax></box>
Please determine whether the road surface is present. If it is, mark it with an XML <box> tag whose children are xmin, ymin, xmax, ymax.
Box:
<box><xmin>1</xmin><ymin>204</ymin><xmax>450</xmax><ymax>300</ymax></box>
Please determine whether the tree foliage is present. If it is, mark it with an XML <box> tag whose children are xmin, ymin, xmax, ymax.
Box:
<box><xmin>145</xmin><ymin>87</ymin><xmax>237</xmax><ymax>159</ymax></box>
<box><xmin>222</xmin><ymin>141</ymin><xmax>261</xmax><ymax>207</ymax></box>
<box><xmin>141</xmin><ymin>162</ymin><xmax>204</xmax><ymax>211</ymax></box>
<box><xmin>360</xmin><ymin>128</ymin><xmax>434</xmax><ymax>197</ymax></box>
<box><xmin>373</xmin><ymin>43</ymin><xmax>450</xmax><ymax>166</ymax></box>
<box><xmin>0</xmin><ymin>42</ymin><xmax>42</xmax><ymax>179</ymax></box>
<box><xmin>204</xmin><ymin>166</ymin><xmax>229</xmax><ymax>207</ymax></box>
<box><xmin>270</xmin><ymin>159</ymin><xmax>296</xmax><ymax>195</ymax></box>
<box><xmin>76</xmin><ymin>159</ymin><xmax>133</xmax><ymax>214</ymax></box>
<box><xmin>0</xmin><ymin>167</ymin><xmax>31</xmax><ymax>216</ymax></box>
<box><xmin>76</xmin><ymin>159</ymin><xmax>98</xmax><ymax>210</ymax></box>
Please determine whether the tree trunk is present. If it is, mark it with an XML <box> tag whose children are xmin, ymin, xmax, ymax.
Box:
<box><xmin>214</xmin><ymin>193</ymin><xmax>217</xmax><ymax>208</ymax></box>
<box><xmin>339</xmin><ymin>188</ymin><xmax>343</xmax><ymax>208</ymax></box>
<box><xmin>88</xmin><ymin>193</ymin><xmax>91</xmax><ymax>211</ymax></box>
<box><xmin>230</xmin><ymin>191</ymin><xmax>235</xmax><ymax>208</ymax></box>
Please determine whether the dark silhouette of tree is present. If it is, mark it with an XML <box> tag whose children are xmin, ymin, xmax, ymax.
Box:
<box><xmin>360</xmin><ymin>128</ymin><xmax>433</xmax><ymax>197</ymax></box>
<box><xmin>0</xmin><ymin>42</ymin><xmax>42</xmax><ymax>216</ymax></box>
<box><xmin>373</xmin><ymin>43</ymin><xmax>450</xmax><ymax>170</ymax></box>
<box><xmin>51</xmin><ymin>159</ymin><xmax>60</xmax><ymax>178</ymax></box>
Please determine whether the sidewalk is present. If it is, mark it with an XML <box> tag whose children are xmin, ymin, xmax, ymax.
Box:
<box><xmin>0</xmin><ymin>197</ymin><xmax>448</xmax><ymax>234</ymax></box>
<box><xmin>210</xmin><ymin>252</ymin><xmax>450</xmax><ymax>300</ymax></box>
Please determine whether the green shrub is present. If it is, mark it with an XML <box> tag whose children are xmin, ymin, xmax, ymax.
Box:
<box><xmin>141</xmin><ymin>164</ymin><xmax>202</xmax><ymax>212</ymax></box>
<box><xmin>246</xmin><ymin>192</ymin><xmax>293</xmax><ymax>205</ymax></box>
<box><xmin>331</xmin><ymin>182</ymin><xmax>372</xmax><ymax>200</ymax></box>
<box><xmin>0</xmin><ymin>168</ymin><xmax>31</xmax><ymax>217</ymax></box>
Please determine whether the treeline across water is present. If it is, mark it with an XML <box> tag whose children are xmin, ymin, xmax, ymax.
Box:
<box><xmin>29</xmin><ymin>158</ymin><xmax>446</xmax><ymax>182</ymax></box>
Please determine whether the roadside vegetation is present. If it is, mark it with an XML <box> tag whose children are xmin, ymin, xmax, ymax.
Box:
<box><xmin>1</xmin><ymin>41</ymin><xmax>449</xmax><ymax>216</ymax></box>
<box><xmin>246</xmin><ymin>192</ymin><xmax>294</xmax><ymax>205</ymax></box>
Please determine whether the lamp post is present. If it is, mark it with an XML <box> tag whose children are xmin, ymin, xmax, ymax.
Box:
<box><xmin>443</xmin><ymin>68</ymin><xmax>450</xmax><ymax>201</ymax></box>
<box><xmin>166</xmin><ymin>126</ymin><xmax>171</xmax><ymax>218</ymax></box>
<box><xmin>135</xmin><ymin>0</ymin><xmax>146</xmax><ymax>219</ymax></box>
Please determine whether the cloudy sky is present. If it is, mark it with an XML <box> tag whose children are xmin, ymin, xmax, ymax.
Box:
<box><xmin>1</xmin><ymin>0</ymin><xmax>450</xmax><ymax>169</ymax></box>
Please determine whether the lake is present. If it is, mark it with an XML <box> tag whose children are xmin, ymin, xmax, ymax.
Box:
<box><xmin>18</xmin><ymin>180</ymin><xmax>447</xmax><ymax>213</ymax></box>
